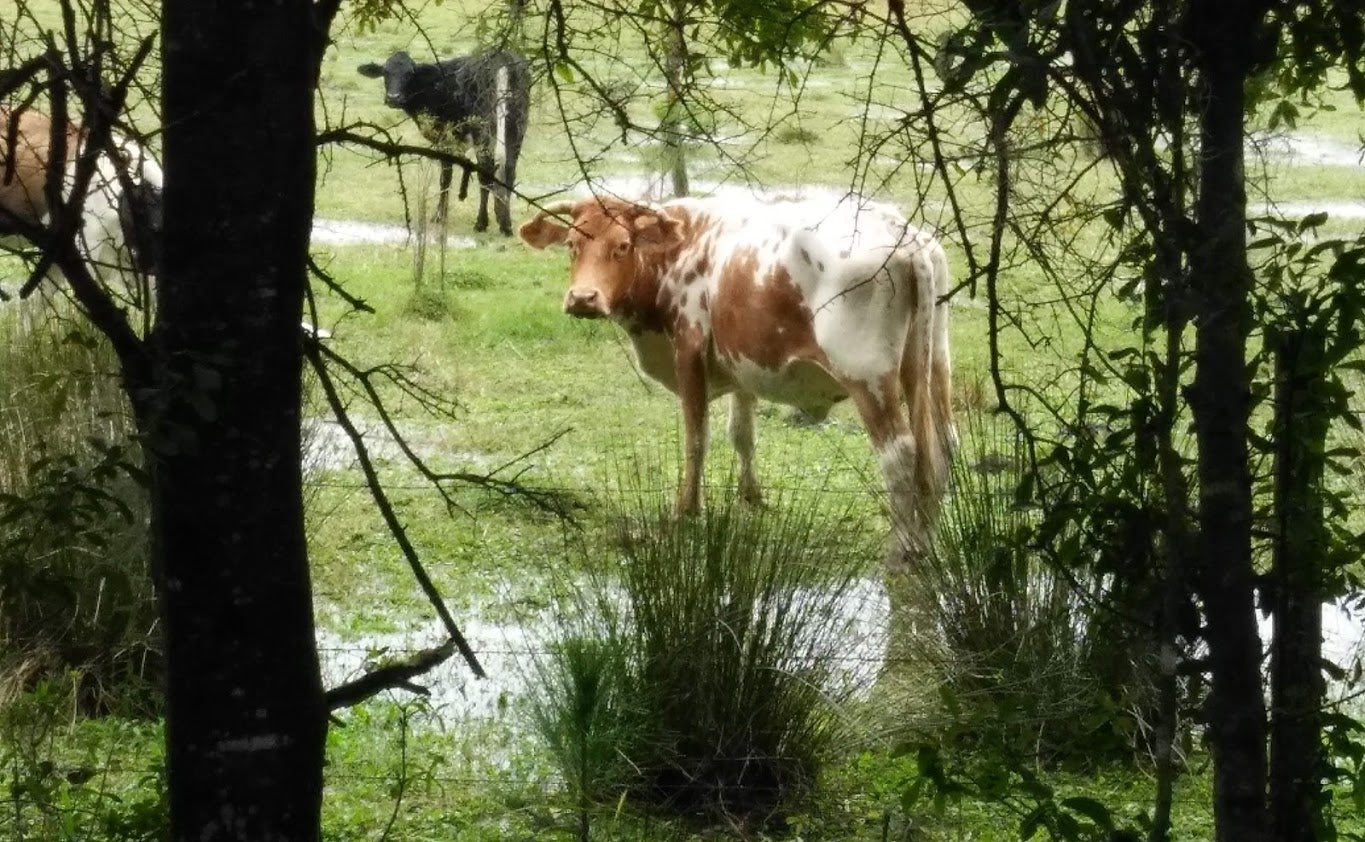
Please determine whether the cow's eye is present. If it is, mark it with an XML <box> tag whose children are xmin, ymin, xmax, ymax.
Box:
<box><xmin>612</xmin><ymin>241</ymin><xmax>631</xmax><ymax>259</ymax></box>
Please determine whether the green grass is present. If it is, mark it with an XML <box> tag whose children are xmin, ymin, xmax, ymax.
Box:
<box><xmin>4</xmin><ymin>0</ymin><xmax>1365</xmax><ymax>839</ymax></box>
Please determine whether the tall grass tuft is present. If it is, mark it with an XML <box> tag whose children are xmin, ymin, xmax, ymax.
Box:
<box><xmin>527</xmin><ymin>467</ymin><xmax>882</xmax><ymax>828</ymax></box>
<box><xmin>0</xmin><ymin>310</ymin><xmax>159</xmax><ymax>715</ymax></box>
<box><xmin>905</xmin><ymin>415</ymin><xmax>1144</xmax><ymax>766</ymax></box>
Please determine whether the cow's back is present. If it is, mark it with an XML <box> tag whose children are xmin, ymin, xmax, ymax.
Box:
<box><xmin>667</xmin><ymin>196</ymin><xmax>926</xmax><ymax>412</ymax></box>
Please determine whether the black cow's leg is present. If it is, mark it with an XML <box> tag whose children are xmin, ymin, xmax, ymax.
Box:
<box><xmin>473</xmin><ymin>149</ymin><xmax>492</xmax><ymax>233</ymax></box>
<box><xmin>494</xmin><ymin>159</ymin><xmax>513</xmax><ymax>236</ymax></box>
<box><xmin>436</xmin><ymin>161</ymin><xmax>453</xmax><ymax>224</ymax></box>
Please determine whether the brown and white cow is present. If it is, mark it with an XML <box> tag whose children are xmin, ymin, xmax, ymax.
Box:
<box><xmin>1</xmin><ymin>105</ymin><xmax>163</xmax><ymax>304</ymax></box>
<box><xmin>520</xmin><ymin>194</ymin><xmax>955</xmax><ymax>561</ymax></box>
<box><xmin>0</xmin><ymin>106</ymin><xmax>77</xmax><ymax>230</ymax></box>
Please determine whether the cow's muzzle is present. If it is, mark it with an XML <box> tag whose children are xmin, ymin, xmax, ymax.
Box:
<box><xmin>563</xmin><ymin>288</ymin><xmax>607</xmax><ymax>318</ymax></box>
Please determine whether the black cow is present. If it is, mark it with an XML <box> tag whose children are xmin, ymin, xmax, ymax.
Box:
<box><xmin>358</xmin><ymin>49</ymin><xmax>531</xmax><ymax>236</ymax></box>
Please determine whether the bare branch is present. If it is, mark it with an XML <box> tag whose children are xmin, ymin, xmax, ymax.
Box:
<box><xmin>324</xmin><ymin>640</ymin><xmax>456</xmax><ymax>711</ymax></box>
<box><xmin>303</xmin><ymin>335</ymin><xmax>486</xmax><ymax>678</ymax></box>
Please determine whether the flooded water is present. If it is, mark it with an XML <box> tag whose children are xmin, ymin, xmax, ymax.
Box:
<box><xmin>1251</xmin><ymin>132</ymin><xmax>1364</xmax><ymax>169</ymax></box>
<box><xmin>1255</xmin><ymin>199</ymin><xmax>1365</xmax><ymax>220</ymax></box>
<box><xmin>315</xmin><ymin>577</ymin><xmax>891</xmax><ymax>725</ymax></box>
<box><xmin>311</xmin><ymin>218</ymin><xmax>479</xmax><ymax>249</ymax></box>
<box><xmin>1258</xmin><ymin>599</ymin><xmax>1365</xmax><ymax>701</ymax></box>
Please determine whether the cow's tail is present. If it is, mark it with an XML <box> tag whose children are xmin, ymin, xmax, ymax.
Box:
<box><xmin>928</xmin><ymin>239</ymin><xmax>955</xmax><ymax>452</ymax></box>
<box><xmin>899</xmin><ymin>232</ymin><xmax>953</xmax><ymax>532</ymax></box>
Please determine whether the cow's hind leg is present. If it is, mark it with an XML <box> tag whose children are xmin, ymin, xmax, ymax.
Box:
<box><xmin>847</xmin><ymin>374</ymin><xmax>924</xmax><ymax>573</ymax></box>
<box><xmin>472</xmin><ymin>147</ymin><xmax>493</xmax><ymax>233</ymax></box>
<box><xmin>727</xmin><ymin>392</ymin><xmax>762</xmax><ymax>504</ymax></box>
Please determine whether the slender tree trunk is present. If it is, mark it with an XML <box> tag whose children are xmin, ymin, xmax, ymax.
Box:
<box><xmin>145</xmin><ymin>1</ymin><xmax>326</xmax><ymax>838</ymax></box>
<box><xmin>1269</xmin><ymin>317</ymin><xmax>1328</xmax><ymax>842</ymax></box>
<box><xmin>1187</xmin><ymin>3</ymin><xmax>1268</xmax><ymax>841</ymax></box>
<box><xmin>1151</xmin><ymin>276</ymin><xmax>1191</xmax><ymax>842</ymax></box>
<box><xmin>662</xmin><ymin>0</ymin><xmax>690</xmax><ymax>198</ymax></box>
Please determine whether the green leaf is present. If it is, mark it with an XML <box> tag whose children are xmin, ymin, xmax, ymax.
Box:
<box><xmin>1297</xmin><ymin>211</ymin><xmax>1329</xmax><ymax>232</ymax></box>
<box><xmin>1062</xmin><ymin>796</ymin><xmax>1115</xmax><ymax>830</ymax></box>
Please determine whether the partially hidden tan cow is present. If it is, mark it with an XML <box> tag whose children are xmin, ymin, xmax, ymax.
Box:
<box><xmin>520</xmin><ymin>194</ymin><xmax>955</xmax><ymax>564</ymax></box>
<box><xmin>1</xmin><ymin>105</ymin><xmax>163</xmax><ymax>300</ymax></box>
<box><xmin>0</xmin><ymin>106</ymin><xmax>79</xmax><ymax>229</ymax></box>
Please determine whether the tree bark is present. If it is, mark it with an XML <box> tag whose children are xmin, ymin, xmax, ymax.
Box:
<box><xmin>662</xmin><ymin>0</ymin><xmax>690</xmax><ymax>198</ymax></box>
<box><xmin>1269</xmin><ymin>317</ymin><xmax>1329</xmax><ymax>842</ymax></box>
<box><xmin>1187</xmin><ymin>2</ymin><xmax>1268</xmax><ymax>840</ymax></box>
<box><xmin>144</xmin><ymin>1</ymin><xmax>326</xmax><ymax>838</ymax></box>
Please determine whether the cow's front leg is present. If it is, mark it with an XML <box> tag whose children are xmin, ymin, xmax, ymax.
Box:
<box><xmin>728</xmin><ymin>392</ymin><xmax>762</xmax><ymax>504</ymax></box>
<box><xmin>674</xmin><ymin>331</ymin><xmax>708</xmax><ymax>515</ymax></box>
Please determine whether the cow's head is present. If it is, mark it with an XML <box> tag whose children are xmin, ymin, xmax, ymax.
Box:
<box><xmin>519</xmin><ymin>197</ymin><xmax>683</xmax><ymax>319</ymax></box>
<box><xmin>357</xmin><ymin>51</ymin><xmax>418</xmax><ymax>109</ymax></box>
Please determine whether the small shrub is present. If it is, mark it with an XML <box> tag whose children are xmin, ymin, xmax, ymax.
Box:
<box><xmin>403</xmin><ymin>287</ymin><xmax>454</xmax><ymax>321</ymax></box>
<box><xmin>774</xmin><ymin>124</ymin><xmax>819</xmax><ymax>145</ymax></box>
<box><xmin>905</xmin><ymin>415</ymin><xmax>1147</xmax><ymax>766</ymax></box>
<box><xmin>0</xmin><ymin>314</ymin><xmax>159</xmax><ymax>716</ymax></box>
<box><xmin>0</xmin><ymin>683</ymin><xmax>167</xmax><ymax>840</ymax></box>
<box><xmin>528</xmin><ymin>473</ymin><xmax>882</xmax><ymax>828</ymax></box>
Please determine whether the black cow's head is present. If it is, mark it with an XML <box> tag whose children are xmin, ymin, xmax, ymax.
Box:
<box><xmin>357</xmin><ymin>52</ymin><xmax>419</xmax><ymax>110</ymax></box>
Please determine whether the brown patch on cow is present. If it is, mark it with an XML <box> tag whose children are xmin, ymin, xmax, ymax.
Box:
<box><xmin>698</xmin><ymin>290</ymin><xmax>709</xmax><ymax>312</ymax></box>
<box><xmin>710</xmin><ymin>250</ymin><xmax>825</xmax><ymax>371</ymax></box>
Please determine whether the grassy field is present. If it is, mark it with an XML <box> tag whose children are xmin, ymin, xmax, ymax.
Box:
<box><xmin>4</xmin><ymin>0</ymin><xmax>1365</xmax><ymax>839</ymax></box>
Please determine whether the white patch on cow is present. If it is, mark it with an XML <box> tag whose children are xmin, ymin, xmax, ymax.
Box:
<box><xmin>77</xmin><ymin>139</ymin><xmax>161</xmax><ymax>284</ymax></box>
<box><xmin>627</xmin><ymin>329</ymin><xmax>679</xmax><ymax>392</ymax></box>
<box><xmin>724</xmin><ymin>354</ymin><xmax>845</xmax><ymax>415</ymax></box>
<box><xmin>494</xmin><ymin>65</ymin><xmax>510</xmax><ymax>186</ymax></box>
<box><xmin>877</xmin><ymin>432</ymin><xmax>919</xmax><ymax>536</ymax></box>
<box><xmin>677</xmin><ymin>284</ymin><xmax>709</xmax><ymax>331</ymax></box>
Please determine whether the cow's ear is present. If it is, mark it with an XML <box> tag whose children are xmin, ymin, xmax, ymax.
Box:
<box><xmin>357</xmin><ymin>63</ymin><xmax>384</xmax><ymax>78</ymax></box>
<box><xmin>519</xmin><ymin>212</ymin><xmax>571</xmax><ymax>250</ymax></box>
<box><xmin>632</xmin><ymin>212</ymin><xmax>682</xmax><ymax>252</ymax></box>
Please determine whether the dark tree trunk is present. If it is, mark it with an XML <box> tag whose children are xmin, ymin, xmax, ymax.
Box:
<box><xmin>1269</xmin><ymin>318</ymin><xmax>1329</xmax><ymax>842</ymax></box>
<box><xmin>138</xmin><ymin>0</ymin><xmax>326</xmax><ymax>838</ymax></box>
<box><xmin>1187</xmin><ymin>2</ymin><xmax>1268</xmax><ymax>841</ymax></box>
